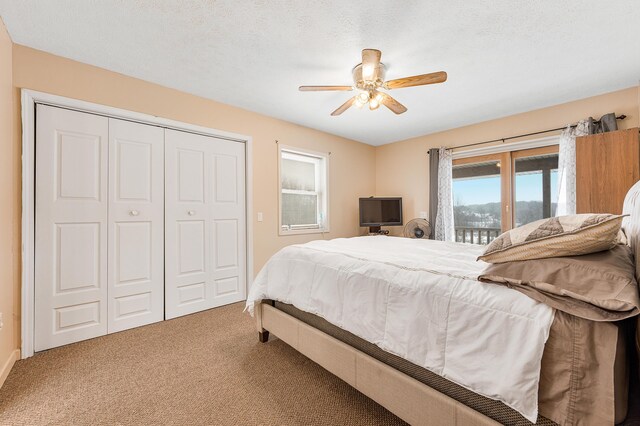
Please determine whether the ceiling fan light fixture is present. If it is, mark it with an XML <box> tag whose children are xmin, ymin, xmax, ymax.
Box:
<box><xmin>299</xmin><ymin>48</ymin><xmax>447</xmax><ymax>116</ymax></box>
<box><xmin>362</xmin><ymin>64</ymin><xmax>375</xmax><ymax>81</ymax></box>
<box><xmin>357</xmin><ymin>92</ymin><xmax>369</xmax><ymax>103</ymax></box>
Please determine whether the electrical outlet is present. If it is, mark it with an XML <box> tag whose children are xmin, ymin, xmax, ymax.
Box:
<box><xmin>257</xmin><ymin>212</ymin><xmax>264</xmax><ymax>222</ymax></box>
<box><xmin>0</xmin><ymin>312</ymin><xmax>3</xmax><ymax>331</ymax></box>
<box><xmin>419</xmin><ymin>211</ymin><xmax>428</xmax><ymax>219</ymax></box>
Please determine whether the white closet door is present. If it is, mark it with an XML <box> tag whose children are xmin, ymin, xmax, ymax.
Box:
<box><xmin>35</xmin><ymin>105</ymin><xmax>109</xmax><ymax>351</ymax></box>
<box><xmin>108</xmin><ymin>119</ymin><xmax>164</xmax><ymax>332</ymax></box>
<box><xmin>165</xmin><ymin>129</ymin><xmax>246</xmax><ymax>319</ymax></box>
<box><xmin>209</xmin><ymin>136</ymin><xmax>246</xmax><ymax>307</ymax></box>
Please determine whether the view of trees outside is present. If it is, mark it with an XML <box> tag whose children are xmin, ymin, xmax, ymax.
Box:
<box><xmin>513</xmin><ymin>171</ymin><xmax>558</xmax><ymax>227</ymax></box>
<box><xmin>453</xmin><ymin>154</ymin><xmax>558</xmax><ymax>244</ymax></box>
<box><xmin>454</xmin><ymin>201</ymin><xmax>501</xmax><ymax>229</ymax></box>
<box><xmin>453</xmin><ymin>166</ymin><xmax>501</xmax><ymax>230</ymax></box>
<box><xmin>281</xmin><ymin>156</ymin><xmax>320</xmax><ymax>228</ymax></box>
<box><xmin>454</xmin><ymin>199</ymin><xmax>558</xmax><ymax>230</ymax></box>
<box><xmin>514</xmin><ymin>155</ymin><xmax>558</xmax><ymax>226</ymax></box>
<box><xmin>453</xmin><ymin>171</ymin><xmax>501</xmax><ymax>244</ymax></box>
<box><xmin>282</xmin><ymin>193</ymin><xmax>317</xmax><ymax>226</ymax></box>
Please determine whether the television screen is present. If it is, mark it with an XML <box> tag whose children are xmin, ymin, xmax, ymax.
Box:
<box><xmin>359</xmin><ymin>197</ymin><xmax>403</xmax><ymax>226</ymax></box>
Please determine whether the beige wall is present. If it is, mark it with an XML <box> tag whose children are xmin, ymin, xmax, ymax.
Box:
<box><xmin>0</xmin><ymin>18</ymin><xmax>17</xmax><ymax>384</ymax></box>
<box><xmin>375</xmin><ymin>86</ymin><xmax>640</xmax><ymax>235</ymax></box>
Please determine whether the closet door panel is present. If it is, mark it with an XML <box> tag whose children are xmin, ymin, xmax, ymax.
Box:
<box><xmin>108</xmin><ymin>119</ymin><xmax>164</xmax><ymax>332</ymax></box>
<box><xmin>165</xmin><ymin>129</ymin><xmax>246</xmax><ymax>318</ymax></box>
<box><xmin>178</xmin><ymin>149</ymin><xmax>206</xmax><ymax>202</ymax></box>
<box><xmin>210</xmin><ymin>142</ymin><xmax>246</xmax><ymax>306</ymax></box>
<box><xmin>165</xmin><ymin>130</ymin><xmax>211</xmax><ymax>318</ymax></box>
<box><xmin>35</xmin><ymin>105</ymin><xmax>109</xmax><ymax>351</ymax></box>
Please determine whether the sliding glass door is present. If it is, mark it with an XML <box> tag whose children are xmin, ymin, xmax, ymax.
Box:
<box><xmin>452</xmin><ymin>146</ymin><xmax>559</xmax><ymax>244</ymax></box>
<box><xmin>452</xmin><ymin>153</ymin><xmax>509</xmax><ymax>244</ymax></box>
<box><xmin>513</xmin><ymin>147</ymin><xmax>559</xmax><ymax>227</ymax></box>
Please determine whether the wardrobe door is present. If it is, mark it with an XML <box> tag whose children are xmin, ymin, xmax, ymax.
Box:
<box><xmin>165</xmin><ymin>130</ymin><xmax>210</xmax><ymax>319</ymax></box>
<box><xmin>576</xmin><ymin>128</ymin><xmax>640</xmax><ymax>214</ymax></box>
<box><xmin>164</xmin><ymin>129</ymin><xmax>246</xmax><ymax>319</ymax></box>
<box><xmin>108</xmin><ymin>119</ymin><xmax>164</xmax><ymax>332</ymax></box>
<box><xmin>35</xmin><ymin>105</ymin><xmax>109</xmax><ymax>351</ymax></box>
<box><xmin>209</xmin><ymin>136</ymin><xmax>246</xmax><ymax>308</ymax></box>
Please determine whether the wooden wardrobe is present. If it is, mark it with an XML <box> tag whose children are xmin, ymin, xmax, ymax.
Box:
<box><xmin>576</xmin><ymin>127</ymin><xmax>640</xmax><ymax>214</ymax></box>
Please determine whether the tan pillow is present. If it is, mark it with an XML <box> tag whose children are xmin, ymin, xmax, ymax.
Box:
<box><xmin>478</xmin><ymin>214</ymin><xmax>626</xmax><ymax>263</ymax></box>
<box><xmin>478</xmin><ymin>245</ymin><xmax>639</xmax><ymax>321</ymax></box>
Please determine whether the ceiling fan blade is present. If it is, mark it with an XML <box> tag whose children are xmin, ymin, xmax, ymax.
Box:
<box><xmin>299</xmin><ymin>85</ymin><xmax>353</xmax><ymax>91</ymax></box>
<box><xmin>331</xmin><ymin>97</ymin><xmax>356</xmax><ymax>116</ymax></box>
<box><xmin>379</xmin><ymin>93</ymin><xmax>408</xmax><ymax>114</ymax></box>
<box><xmin>385</xmin><ymin>71</ymin><xmax>447</xmax><ymax>89</ymax></box>
<box><xmin>361</xmin><ymin>48</ymin><xmax>382</xmax><ymax>80</ymax></box>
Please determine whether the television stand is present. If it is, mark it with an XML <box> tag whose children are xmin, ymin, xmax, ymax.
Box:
<box><xmin>368</xmin><ymin>226</ymin><xmax>389</xmax><ymax>235</ymax></box>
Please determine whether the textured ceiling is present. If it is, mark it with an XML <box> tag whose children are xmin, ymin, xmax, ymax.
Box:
<box><xmin>1</xmin><ymin>1</ymin><xmax>639</xmax><ymax>146</ymax></box>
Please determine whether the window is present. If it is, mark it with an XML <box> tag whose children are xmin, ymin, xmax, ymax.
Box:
<box><xmin>279</xmin><ymin>145</ymin><xmax>329</xmax><ymax>235</ymax></box>
<box><xmin>453</xmin><ymin>157</ymin><xmax>503</xmax><ymax>244</ymax></box>
<box><xmin>452</xmin><ymin>145</ymin><xmax>559</xmax><ymax>244</ymax></box>
<box><xmin>513</xmin><ymin>149</ymin><xmax>559</xmax><ymax>227</ymax></box>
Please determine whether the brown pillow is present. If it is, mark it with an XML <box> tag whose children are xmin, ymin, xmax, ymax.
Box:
<box><xmin>478</xmin><ymin>214</ymin><xmax>625</xmax><ymax>263</ymax></box>
<box><xmin>478</xmin><ymin>244</ymin><xmax>640</xmax><ymax>321</ymax></box>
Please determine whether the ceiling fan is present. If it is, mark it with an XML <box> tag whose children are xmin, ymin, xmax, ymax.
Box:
<box><xmin>299</xmin><ymin>49</ymin><xmax>447</xmax><ymax>116</ymax></box>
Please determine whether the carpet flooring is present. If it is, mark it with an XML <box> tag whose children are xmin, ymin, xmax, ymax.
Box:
<box><xmin>1</xmin><ymin>302</ymin><xmax>639</xmax><ymax>425</ymax></box>
<box><xmin>0</xmin><ymin>302</ymin><xmax>405</xmax><ymax>425</ymax></box>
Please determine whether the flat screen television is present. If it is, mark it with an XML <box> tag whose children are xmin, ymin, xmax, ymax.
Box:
<box><xmin>359</xmin><ymin>197</ymin><xmax>403</xmax><ymax>234</ymax></box>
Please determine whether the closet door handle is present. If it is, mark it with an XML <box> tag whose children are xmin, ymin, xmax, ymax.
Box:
<box><xmin>129</xmin><ymin>210</ymin><xmax>139</xmax><ymax>216</ymax></box>
<box><xmin>188</xmin><ymin>210</ymin><xmax>196</xmax><ymax>216</ymax></box>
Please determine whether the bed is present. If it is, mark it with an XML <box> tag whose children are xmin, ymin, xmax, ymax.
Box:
<box><xmin>247</xmin><ymin>184</ymin><xmax>640</xmax><ymax>426</ymax></box>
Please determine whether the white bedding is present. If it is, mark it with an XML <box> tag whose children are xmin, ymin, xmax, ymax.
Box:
<box><xmin>246</xmin><ymin>236</ymin><xmax>554</xmax><ymax>422</ymax></box>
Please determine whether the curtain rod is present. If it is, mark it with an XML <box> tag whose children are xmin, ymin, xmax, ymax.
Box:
<box><xmin>428</xmin><ymin>114</ymin><xmax>627</xmax><ymax>153</ymax></box>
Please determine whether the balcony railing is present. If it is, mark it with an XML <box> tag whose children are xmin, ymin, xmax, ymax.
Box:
<box><xmin>455</xmin><ymin>227</ymin><xmax>501</xmax><ymax>245</ymax></box>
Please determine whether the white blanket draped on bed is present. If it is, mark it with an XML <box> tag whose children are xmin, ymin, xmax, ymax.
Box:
<box><xmin>246</xmin><ymin>236</ymin><xmax>554</xmax><ymax>422</ymax></box>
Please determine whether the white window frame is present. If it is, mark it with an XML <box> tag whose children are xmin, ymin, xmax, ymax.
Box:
<box><xmin>278</xmin><ymin>144</ymin><xmax>330</xmax><ymax>235</ymax></box>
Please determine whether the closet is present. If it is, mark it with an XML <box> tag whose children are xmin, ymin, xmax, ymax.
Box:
<box><xmin>34</xmin><ymin>104</ymin><xmax>246</xmax><ymax>351</ymax></box>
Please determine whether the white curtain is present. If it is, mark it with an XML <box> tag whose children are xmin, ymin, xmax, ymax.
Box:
<box><xmin>435</xmin><ymin>147</ymin><xmax>455</xmax><ymax>241</ymax></box>
<box><xmin>556</xmin><ymin>120</ymin><xmax>589</xmax><ymax>216</ymax></box>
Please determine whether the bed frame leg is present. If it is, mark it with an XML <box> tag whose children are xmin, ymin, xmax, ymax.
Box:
<box><xmin>255</xmin><ymin>301</ymin><xmax>269</xmax><ymax>343</ymax></box>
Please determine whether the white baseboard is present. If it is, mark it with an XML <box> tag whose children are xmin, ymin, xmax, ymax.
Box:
<box><xmin>0</xmin><ymin>349</ymin><xmax>20</xmax><ymax>389</ymax></box>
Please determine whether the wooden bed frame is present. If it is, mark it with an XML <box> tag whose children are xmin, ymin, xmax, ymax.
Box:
<box><xmin>255</xmin><ymin>301</ymin><xmax>499</xmax><ymax>426</ymax></box>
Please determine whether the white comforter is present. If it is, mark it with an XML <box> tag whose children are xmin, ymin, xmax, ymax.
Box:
<box><xmin>246</xmin><ymin>236</ymin><xmax>554</xmax><ymax>422</ymax></box>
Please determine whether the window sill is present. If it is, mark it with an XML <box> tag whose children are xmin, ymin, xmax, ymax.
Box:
<box><xmin>279</xmin><ymin>227</ymin><xmax>330</xmax><ymax>236</ymax></box>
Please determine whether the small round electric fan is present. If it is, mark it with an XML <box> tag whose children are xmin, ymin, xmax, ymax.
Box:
<box><xmin>403</xmin><ymin>218</ymin><xmax>432</xmax><ymax>239</ymax></box>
